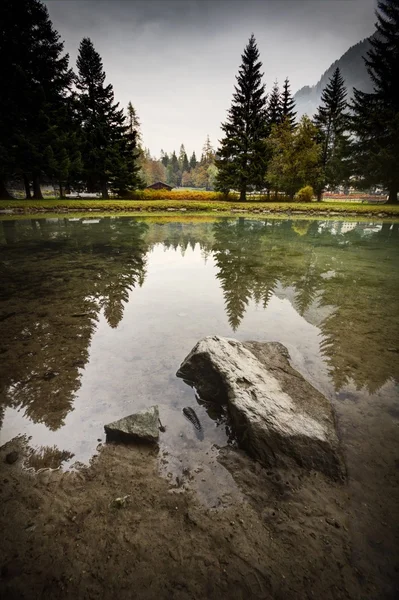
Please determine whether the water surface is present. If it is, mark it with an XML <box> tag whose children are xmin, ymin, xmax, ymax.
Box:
<box><xmin>1</xmin><ymin>216</ymin><xmax>398</xmax><ymax>512</ymax></box>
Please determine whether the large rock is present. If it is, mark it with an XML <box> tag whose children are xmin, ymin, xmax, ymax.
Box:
<box><xmin>105</xmin><ymin>406</ymin><xmax>159</xmax><ymax>444</ymax></box>
<box><xmin>177</xmin><ymin>336</ymin><xmax>345</xmax><ymax>479</ymax></box>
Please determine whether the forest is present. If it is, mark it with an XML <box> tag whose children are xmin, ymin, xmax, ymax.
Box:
<box><xmin>0</xmin><ymin>0</ymin><xmax>398</xmax><ymax>202</ymax></box>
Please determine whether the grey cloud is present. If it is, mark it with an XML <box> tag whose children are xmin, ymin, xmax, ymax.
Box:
<box><xmin>44</xmin><ymin>0</ymin><xmax>377</xmax><ymax>156</ymax></box>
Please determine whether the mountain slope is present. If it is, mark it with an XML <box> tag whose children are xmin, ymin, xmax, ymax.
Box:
<box><xmin>294</xmin><ymin>37</ymin><xmax>374</xmax><ymax>118</ymax></box>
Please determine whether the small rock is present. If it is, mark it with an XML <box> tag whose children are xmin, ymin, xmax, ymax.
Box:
<box><xmin>5</xmin><ymin>451</ymin><xmax>19</xmax><ymax>465</ymax></box>
<box><xmin>105</xmin><ymin>405</ymin><xmax>159</xmax><ymax>444</ymax></box>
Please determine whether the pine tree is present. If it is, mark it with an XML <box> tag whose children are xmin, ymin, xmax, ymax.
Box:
<box><xmin>170</xmin><ymin>151</ymin><xmax>179</xmax><ymax>173</ymax></box>
<box><xmin>280</xmin><ymin>77</ymin><xmax>297</xmax><ymax>128</ymax></box>
<box><xmin>268</xmin><ymin>81</ymin><xmax>282</xmax><ymax>127</ymax></box>
<box><xmin>201</xmin><ymin>135</ymin><xmax>215</xmax><ymax>165</ymax></box>
<box><xmin>314</xmin><ymin>67</ymin><xmax>350</xmax><ymax>200</ymax></box>
<box><xmin>127</xmin><ymin>102</ymin><xmax>142</xmax><ymax>146</ymax></box>
<box><xmin>351</xmin><ymin>0</ymin><xmax>399</xmax><ymax>203</ymax></box>
<box><xmin>178</xmin><ymin>144</ymin><xmax>186</xmax><ymax>168</ymax></box>
<box><xmin>182</xmin><ymin>153</ymin><xmax>189</xmax><ymax>173</ymax></box>
<box><xmin>0</xmin><ymin>0</ymin><xmax>73</xmax><ymax>198</ymax></box>
<box><xmin>216</xmin><ymin>35</ymin><xmax>268</xmax><ymax>200</ymax></box>
<box><xmin>169</xmin><ymin>151</ymin><xmax>181</xmax><ymax>186</ymax></box>
<box><xmin>160</xmin><ymin>150</ymin><xmax>169</xmax><ymax>168</ymax></box>
<box><xmin>189</xmin><ymin>152</ymin><xmax>197</xmax><ymax>170</ymax></box>
<box><xmin>76</xmin><ymin>38</ymin><xmax>141</xmax><ymax>198</ymax></box>
<box><xmin>178</xmin><ymin>144</ymin><xmax>190</xmax><ymax>172</ymax></box>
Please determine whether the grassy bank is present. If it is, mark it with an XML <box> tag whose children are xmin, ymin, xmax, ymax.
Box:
<box><xmin>0</xmin><ymin>198</ymin><xmax>398</xmax><ymax>217</ymax></box>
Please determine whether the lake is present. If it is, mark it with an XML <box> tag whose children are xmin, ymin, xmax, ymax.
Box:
<box><xmin>0</xmin><ymin>216</ymin><xmax>398</xmax><ymax>554</ymax></box>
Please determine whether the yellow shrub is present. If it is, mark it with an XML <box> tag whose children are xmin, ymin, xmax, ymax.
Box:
<box><xmin>124</xmin><ymin>189</ymin><xmax>237</xmax><ymax>201</ymax></box>
<box><xmin>295</xmin><ymin>186</ymin><xmax>314</xmax><ymax>202</ymax></box>
<box><xmin>292</xmin><ymin>221</ymin><xmax>311</xmax><ymax>236</ymax></box>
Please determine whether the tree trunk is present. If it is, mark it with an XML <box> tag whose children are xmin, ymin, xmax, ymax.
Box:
<box><xmin>59</xmin><ymin>182</ymin><xmax>64</xmax><ymax>199</ymax></box>
<box><xmin>316</xmin><ymin>189</ymin><xmax>323</xmax><ymax>202</ymax></box>
<box><xmin>101</xmin><ymin>181</ymin><xmax>109</xmax><ymax>199</ymax></box>
<box><xmin>32</xmin><ymin>175</ymin><xmax>43</xmax><ymax>199</ymax></box>
<box><xmin>239</xmin><ymin>183</ymin><xmax>247</xmax><ymax>202</ymax></box>
<box><xmin>0</xmin><ymin>179</ymin><xmax>14</xmax><ymax>200</ymax></box>
<box><xmin>379</xmin><ymin>221</ymin><xmax>392</xmax><ymax>238</ymax></box>
<box><xmin>387</xmin><ymin>185</ymin><xmax>398</xmax><ymax>204</ymax></box>
<box><xmin>23</xmin><ymin>174</ymin><xmax>32</xmax><ymax>199</ymax></box>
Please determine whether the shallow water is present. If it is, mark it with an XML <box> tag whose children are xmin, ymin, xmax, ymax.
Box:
<box><xmin>0</xmin><ymin>217</ymin><xmax>398</xmax><ymax>506</ymax></box>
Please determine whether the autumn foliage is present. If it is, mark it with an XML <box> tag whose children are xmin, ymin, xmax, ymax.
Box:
<box><xmin>125</xmin><ymin>189</ymin><xmax>235</xmax><ymax>201</ymax></box>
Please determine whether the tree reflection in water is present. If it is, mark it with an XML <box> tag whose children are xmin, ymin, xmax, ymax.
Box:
<box><xmin>0</xmin><ymin>216</ymin><xmax>398</xmax><ymax>438</ymax></box>
<box><xmin>212</xmin><ymin>218</ymin><xmax>399</xmax><ymax>393</ymax></box>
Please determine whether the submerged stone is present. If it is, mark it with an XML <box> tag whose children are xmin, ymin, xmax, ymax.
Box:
<box><xmin>105</xmin><ymin>406</ymin><xmax>159</xmax><ymax>444</ymax></box>
<box><xmin>177</xmin><ymin>336</ymin><xmax>345</xmax><ymax>479</ymax></box>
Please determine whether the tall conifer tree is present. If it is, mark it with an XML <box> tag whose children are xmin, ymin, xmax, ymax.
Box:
<box><xmin>0</xmin><ymin>0</ymin><xmax>73</xmax><ymax>198</ymax></box>
<box><xmin>268</xmin><ymin>81</ymin><xmax>282</xmax><ymax>128</ymax></box>
<box><xmin>201</xmin><ymin>135</ymin><xmax>215</xmax><ymax>165</ymax></box>
<box><xmin>178</xmin><ymin>144</ymin><xmax>189</xmax><ymax>171</ymax></box>
<box><xmin>281</xmin><ymin>77</ymin><xmax>297</xmax><ymax>128</ymax></box>
<box><xmin>182</xmin><ymin>153</ymin><xmax>190</xmax><ymax>173</ymax></box>
<box><xmin>127</xmin><ymin>102</ymin><xmax>142</xmax><ymax>146</ymax></box>
<box><xmin>216</xmin><ymin>35</ymin><xmax>268</xmax><ymax>200</ymax></box>
<box><xmin>160</xmin><ymin>150</ymin><xmax>169</xmax><ymax>168</ymax></box>
<box><xmin>76</xmin><ymin>38</ymin><xmax>140</xmax><ymax>197</ymax></box>
<box><xmin>351</xmin><ymin>0</ymin><xmax>399</xmax><ymax>203</ymax></box>
<box><xmin>314</xmin><ymin>67</ymin><xmax>349</xmax><ymax>199</ymax></box>
<box><xmin>189</xmin><ymin>152</ymin><xmax>197</xmax><ymax>170</ymax></box>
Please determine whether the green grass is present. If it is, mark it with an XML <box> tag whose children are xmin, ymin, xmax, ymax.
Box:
<box><xmin>0</xmin><ymin>198</ymin><xmax>398</xmax><ymax>216</ymax></box>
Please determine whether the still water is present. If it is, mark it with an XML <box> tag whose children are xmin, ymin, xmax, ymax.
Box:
<box><xmin>0</xmin><ymin>216</ymin><xmax>398</xmax><ymax>494</ymax></box>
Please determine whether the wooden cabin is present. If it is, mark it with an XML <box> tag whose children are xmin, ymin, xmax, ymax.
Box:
<box><xmin>146</xmin><ymin>181</ymin><xmax>173</xmax><ymax>191</ymax></box>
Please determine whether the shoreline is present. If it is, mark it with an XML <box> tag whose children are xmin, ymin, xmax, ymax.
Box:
<box><xmin>0</xmin><ymin>436</ymin><xmax>365</xmax><ymax>600</ymax></box>
<box><xmin>0</xmin><ymin>198</ymin><xmax>398</xmax><ymax>219</ymax></box>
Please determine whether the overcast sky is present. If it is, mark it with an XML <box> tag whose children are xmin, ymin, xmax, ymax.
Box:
<box><xmin>45</xmin><ymin>0</ymin><xmax>377</xmax><ymax>158</ymax></box>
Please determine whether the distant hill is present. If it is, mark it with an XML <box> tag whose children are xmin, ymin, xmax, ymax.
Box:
<box><xmin>294</xmin><ymin>37</ymin><xmax>374</xmax><ymax>118</ymax></box>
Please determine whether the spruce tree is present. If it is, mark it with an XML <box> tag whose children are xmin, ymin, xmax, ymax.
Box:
<box><xmin>268</xmin><ymin>81</ymin><xmax>282</xmax><ymax>127</ymax></box>
<box><xmin>202</xmin><ymin>135</ymin><xmax>215</xmax><ymax>165</ymax></box>
<box><xmin>313</xmin><ymin>67</ymin><xmax>349</xmax><ymax>200</ymax></box>
<box><xmin>170</xmin><ymin>151</ymin><xmax>179</xmax><ymax>173</ymax></box>
<box><xmin>351</xmin><ymin>0</ymin><xmax>399</xmax><ymax>203</ymax></box>
<box><xmin>189</xmin><ymin>152</ymin><xmax>197</xmax><ymax>170</ymax></box>
<box><xmin>160</xmin><ymin>150</ymin><xmax>169</xmax><ymax>168</ymax></box>
<box><xmin>178</xmin><ymin>144</ymin><xmax>190</xmax><ymax>172</ymax></box>
<box><xmin>76</xmin><ymin>38</ymin><xmax>140</xmax><ymax>198</ymax></box>
<box><xmin>127</xmin><ymin>102</ymin><xmax>142</xmax><ymax>146</ymax></box>
<box><xmin>216</xmin><ymin>35</ymin><xmax>268</xmax><ymax>200</ymax></box>
<box><xmin>281</xmin><ymin>77</ymin><xmax>297</xmax><ymax>128</ymax></box>
<box><xmin>0</xmin><ymin>0</ymin><xmax>73</xmax><ymax>198</ymax></box>
<box><xmin>169</xmin><ymin>151</ymin><xmax>180</xmax><ymax>186</ymax></box>
<box><xmin>182</xmin><ymin>153</ymin><xmax>189</xmax><ymax>173</ymax></box>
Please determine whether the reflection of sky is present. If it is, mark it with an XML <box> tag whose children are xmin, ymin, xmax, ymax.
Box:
<box><xmin>2</xmin><ymin>240</ymin><xmax>397</xmax><ymax>474</ymax></box>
